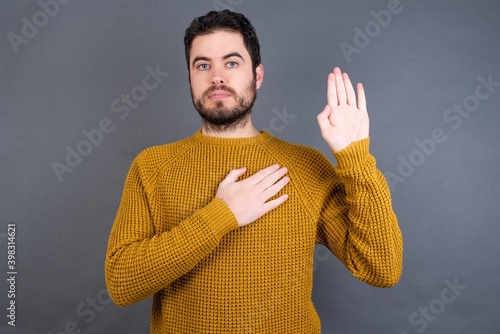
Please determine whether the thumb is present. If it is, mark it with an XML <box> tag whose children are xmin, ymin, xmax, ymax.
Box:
<box><xmin>317</xmin><ymin>104</ymin><xmax>332</xmax><ymax>131</ymax></box>
<box><xmin>223</xmin><ymin>167</ymin><xmax>247</xmax><ymax>183</ymax></box>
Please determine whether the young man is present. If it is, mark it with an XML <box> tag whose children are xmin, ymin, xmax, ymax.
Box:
<box><xmin>105</xmin><ymin>10</ymin><xmax>403</xmax><ymax>334</ymax></box>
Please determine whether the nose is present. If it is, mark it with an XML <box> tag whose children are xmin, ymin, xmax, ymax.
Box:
<box><xmin>211</xmin><ymin>75</ymin><xmax>224</xmax><ymax>85</ymax></box>
<box><xmin>211</xmin><ymin>64</ymin><xmax>225</xmax><ymax>85</ymax></box>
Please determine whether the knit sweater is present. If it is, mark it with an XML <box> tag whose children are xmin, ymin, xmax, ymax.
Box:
<box><xmin>105</xmin><ymin>130</ymin><xmax>403</xmax><ymax>334</ymax></box>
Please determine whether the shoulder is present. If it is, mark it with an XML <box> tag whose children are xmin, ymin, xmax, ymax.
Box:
<box><xmin>130</xmin><ymin>135</ymin><xmax>198</xmax><ymax>180</ymax></box>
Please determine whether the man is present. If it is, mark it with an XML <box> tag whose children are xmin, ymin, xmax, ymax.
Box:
<box><xmin>105</xmin><ymin>9</ymin><xmax>403</xmax><ymax>334</ymax></box>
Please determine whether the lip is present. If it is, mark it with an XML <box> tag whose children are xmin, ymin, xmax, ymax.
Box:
<box><xmin>208</xmin><ymin>90</ymin><xmax>232</xmax><ymax>100</ymax></box>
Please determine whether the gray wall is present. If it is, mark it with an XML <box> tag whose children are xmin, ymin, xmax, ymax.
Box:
<box><xmin>1</xmin><ymin>0</ymin><xmax>499</xmax><ymax>333</ymax></box>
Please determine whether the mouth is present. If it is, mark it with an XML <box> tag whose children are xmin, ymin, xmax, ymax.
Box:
<box><xmin>208</xmin><ymin>90</ymin><xmax>232</xmax><ymax>100</ymax></box>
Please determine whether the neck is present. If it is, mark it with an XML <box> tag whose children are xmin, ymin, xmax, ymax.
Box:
<box><xmin>201</xmin><ymin>116</ymin><xmax>260</xmax><ymax>138</ymax></box>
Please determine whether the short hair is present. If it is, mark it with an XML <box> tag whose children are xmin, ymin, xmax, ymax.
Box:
<box><xmin>184</xmin><ymin>10</ymin><xmax>261</xmax><ymax>72</ymax></box>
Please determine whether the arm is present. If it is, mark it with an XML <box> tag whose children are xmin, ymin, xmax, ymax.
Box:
<box><xmin>105</xmin><ymin>159</ymin><xmax>239</xmax><ymax>307</ymax></box>
<box><xmin>316</xmin><ymin>139</ymin><xmax>403</xmax><ymax>287</ymax></box>
<box><xmin>105</xmin><ymin>156</ymin><xmax>290</xmax><ymax>307</ymax></box>
<box><xmin>315</xmin><ymin>67</ymin><xmax>402</xmax><ymax>287</ymax></box>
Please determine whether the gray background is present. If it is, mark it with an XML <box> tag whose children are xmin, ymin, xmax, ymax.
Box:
<box><xmin>1</xmin><ymin>0</ymin><xmax>499</xmax><ymax>333</ymax></box>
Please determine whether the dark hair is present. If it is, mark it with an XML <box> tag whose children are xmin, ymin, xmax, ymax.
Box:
<box><xmin>184</xmin><ymin>10</ymin><xmax>261</xmax><ymax>72</ymax></box>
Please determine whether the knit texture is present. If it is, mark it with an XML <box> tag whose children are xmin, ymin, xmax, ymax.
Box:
<box><xmin>105</xmin><ymin>130</ymin><xmax>403</xmax><ymax>333</ymax></box>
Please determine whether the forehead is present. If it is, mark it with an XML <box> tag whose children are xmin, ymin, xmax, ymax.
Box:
<box><xmin>190</xmin><ymin>30</ymin><xmax>248</xmax><ymax>61</ymax></box>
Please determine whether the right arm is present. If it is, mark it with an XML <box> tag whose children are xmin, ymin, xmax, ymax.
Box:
<box><xmin>105</xmin><ymin>160</ymin><xmax>239</xmax><ymax>307</ymax></box>
<box><xmin>105</xmin><ymin>160</ymin><xmax>289</xmax><ymax>307</ymax></box>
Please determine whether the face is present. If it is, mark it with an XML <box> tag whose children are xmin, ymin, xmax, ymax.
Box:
<box><xmin>188</xmin><ymin>30</ymin><xmax>264</xmax><ymax>131</ymax></box>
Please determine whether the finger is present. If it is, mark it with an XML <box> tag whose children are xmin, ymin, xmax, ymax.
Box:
<box><xmin>343</xmin><ymin>73</ymin><xmax>357</xmax><ymax>107</ymax></box>
<box><xmin>317</xmin><ymin>104</ymin><xmax>332</xmax><ymax>131</ymax></box>
<box><xmin>222</xmin><ymin>167</ymin><xmax>247</xmax><ymax>183</ymax></box>
<box><xmin>262</xmin><ymin>194</ymin><xmax>289</xmax><ymax>213</ymax></box>
<box><xmin>261</xmin><ymin>175</ymin><xmax>290</xmax><ymax>200</ymax></box>
<box><xmin>258</xmin><ymin>167</ymin><xmax>288</xmax><ymax>189</ymax></box>
<box><xmin>334</xmin><ymin>67</ymin><xmax>347</xmax><ymax>105</ymax></box>
<box><xmin>326</xmin><ymin>72</ymin><xmax>338</xmax><ymax>107</ymax></box>
<box><xmin>245</xmin><ymin>164</ymin><xmax>280</xmax><ymax>185</ymax></box>
<box><xmin>357</xmin><ymin>83</ymin><xmax>367</xmax><ymax>112</ymax></box>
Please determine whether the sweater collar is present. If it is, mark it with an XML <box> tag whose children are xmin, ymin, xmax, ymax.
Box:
<box><xmin>192</xmin><ymin>129</ymin><xmax>273</xmax><ymax>147</ymax></box>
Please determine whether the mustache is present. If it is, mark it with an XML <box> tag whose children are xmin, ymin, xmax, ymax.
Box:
<box><xmin>203</xmin><ymin>85</ymin><xmax>236</xmax><ymax>99</ymax></box>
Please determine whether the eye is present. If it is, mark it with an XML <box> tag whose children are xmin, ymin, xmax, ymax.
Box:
<box><xmin>227</xmin><ymin>61</ymin><xmax>238</xmax><ymax>68</ymax></box>
<box><xmin>197</xmin><ymin>63</ymin><xmax>210</xmax><ymax>71</ymax></box>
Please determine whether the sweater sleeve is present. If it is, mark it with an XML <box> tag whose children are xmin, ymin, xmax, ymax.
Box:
<box><xmin>105</xmin><ymin>157</ymin><xmax>239</xmax><ymax>307</ymax></box>
<box><xmin>315</xmin><ymin>138</ymin><xmax>403</xmax><ymax>287</ymax></box>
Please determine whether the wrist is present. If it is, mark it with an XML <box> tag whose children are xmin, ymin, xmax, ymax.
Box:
<box><xmin>332</xmin><ymin>137</ymin><xmax>371</xmax><ymax>169</ymax></box>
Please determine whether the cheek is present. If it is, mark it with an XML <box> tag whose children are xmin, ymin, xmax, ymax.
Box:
<box><xmin>189</xmin><ymin>78</ymin><xmax>204</xmax><ymax>97</ymax></box>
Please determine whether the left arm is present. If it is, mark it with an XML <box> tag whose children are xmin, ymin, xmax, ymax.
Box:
<box><xmin>315</xmin><ymin>68</ymin><xmax>403</xmax><ymax>287</ymax></box>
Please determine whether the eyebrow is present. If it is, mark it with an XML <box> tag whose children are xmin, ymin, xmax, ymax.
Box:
<box><xmin>191</xmin><ymin>52</ymin><xmax>245</xmax><ymax>68</ymax></box>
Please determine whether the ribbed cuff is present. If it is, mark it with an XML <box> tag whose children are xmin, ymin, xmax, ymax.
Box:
<box><xmin>196</xmin><ymin>198</ymin><xmax>240</xmax><ymax>239</ymax></box>
<box><xmin>332</xmin><ymin>138</ymin><xmax>371</xmax><ymax>170</ymax></box>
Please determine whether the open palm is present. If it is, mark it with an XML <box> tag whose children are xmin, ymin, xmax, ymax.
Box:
<box><xmin>317</xmin><ymin>67</ymin><xmax>370</xmax><ymax>152</ymax></box>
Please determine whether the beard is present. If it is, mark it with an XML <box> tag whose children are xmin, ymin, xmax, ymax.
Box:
<box><xmin>192</xmin><ymin>79</ymin><xmax>257</xmax><ymax>133</ymax></box>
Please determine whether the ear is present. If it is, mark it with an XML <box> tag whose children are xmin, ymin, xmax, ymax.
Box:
<box><xmin>255</xmin><ymin>64</ymin><xmax>264</xmax><ymax>90</ymax></box>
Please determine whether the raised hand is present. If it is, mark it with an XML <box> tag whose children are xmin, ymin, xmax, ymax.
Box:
<box><xmin>216</xmin><ymin>165</ymin><xmax>290</xmax><ymax>227</ymax></box>
<box><xmin>317</xmin><ymin>67</ymin><xmax>370</xmax><ymax>152</ymax></box>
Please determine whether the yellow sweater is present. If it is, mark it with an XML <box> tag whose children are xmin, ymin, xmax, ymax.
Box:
<box><xmin>105</xmin><ymin>130</ymin><xmax>403</xmax><ymax>333</ymax></box>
